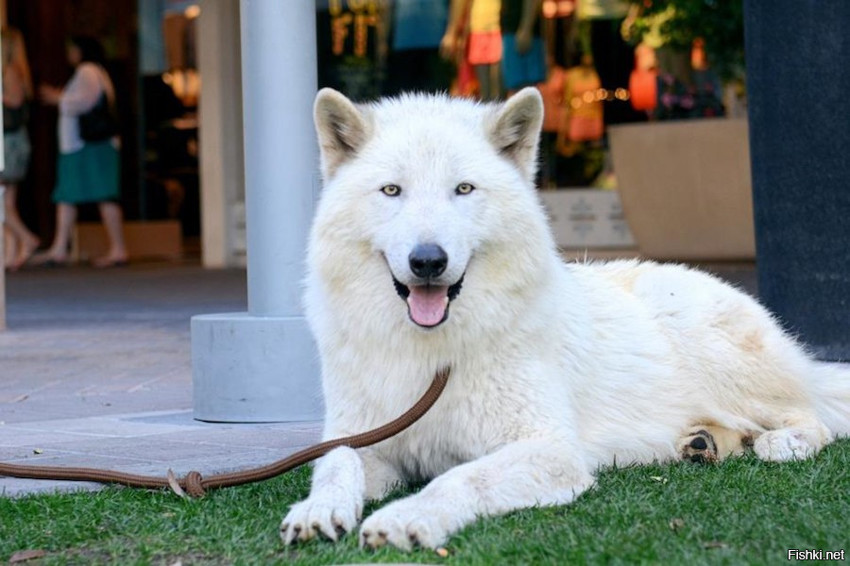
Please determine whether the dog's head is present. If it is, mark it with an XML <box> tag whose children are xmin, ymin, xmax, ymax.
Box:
<box><xmin>307</xmin><ymin>89</ymin><xmax>553</xmax><ymax>332</ymax></box>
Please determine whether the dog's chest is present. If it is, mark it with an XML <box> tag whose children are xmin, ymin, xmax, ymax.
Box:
<box><xmin>379</xmin><ymin>377</ymin><xmax>539</xmax><ymax>481</ymax></box>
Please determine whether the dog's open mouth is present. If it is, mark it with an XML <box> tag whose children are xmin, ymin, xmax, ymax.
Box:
<box><xmin>393</xmin><ymin>275</ymin><xmax>464</xmax><ymax>328</ymax></box>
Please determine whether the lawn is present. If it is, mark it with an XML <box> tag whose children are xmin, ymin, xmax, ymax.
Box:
<box><xmin>2</xmin><ymin>439</ymin><xmax>849</xmax><ymax>565</ymax></box>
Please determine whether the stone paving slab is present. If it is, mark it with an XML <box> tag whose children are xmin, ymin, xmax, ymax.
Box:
<box><xmin>3</xmin><ymin>416</ymin><xmax>202</xmax><ymax>438</ymax></box>
<box><xmin>2</xmin><ymin>478</ymin><xmax>106</xmax><ymax>497</ymax></box>
<box><xmin>0</xmin><ymin>410</ymin><xmax>322</xmax><ymax>497</ymax></box>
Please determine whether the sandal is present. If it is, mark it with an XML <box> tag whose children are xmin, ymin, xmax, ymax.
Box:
<box><xmin>28</xmin><ymin>253</ymin><xmax>70</xmax><ymax>268</ymax></box>
<box><xmin>92</xmin><ymin>256</ymin><xmax>129</xmax><ymax>269</ymax></box>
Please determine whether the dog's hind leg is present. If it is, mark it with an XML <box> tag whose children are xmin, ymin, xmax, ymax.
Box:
<box><xmin>680</xmin><ymin>410</ymin><xmax>833</xmax><ymax>464</ymax></box>
<box><xmin>751</xmin><ymin>411</ymin><xmax>832</xmax><ymax>462</ymax></box>
<box><xmin>678</xmin><ymin>425</ymin><xmax>753</xmax><ymax>463</ymax></box>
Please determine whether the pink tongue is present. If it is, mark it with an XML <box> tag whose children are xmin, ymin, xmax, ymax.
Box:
<box><xmin>406</xmin><ymin>285</ymin><xmax>449</xmax><ymax>326</ymax></box>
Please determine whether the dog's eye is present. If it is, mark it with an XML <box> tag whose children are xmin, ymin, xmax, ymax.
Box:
<box><xmin>380</xmin><ymin>184</ymin><xmax>401</xmax><ymax>197</ymax></box>
<box><xmin>455</xmin><ymin>182</ymin><xmax>476</xmax><ymax>195</ymax></box>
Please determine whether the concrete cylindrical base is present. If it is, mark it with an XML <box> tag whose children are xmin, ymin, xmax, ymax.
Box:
<box><xmin>191</xmin><ymin>313</ymin><xmax>324</xmax><ymax>422</ymax></box>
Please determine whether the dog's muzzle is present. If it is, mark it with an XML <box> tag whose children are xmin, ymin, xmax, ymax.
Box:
<box><xmin>391</xmin><ymin>243</ymin><xmax>464</xmax><ymax>328</ymax></box>
<box><xmin>392</xmin><ymin>275</ymin><xmax>464</xmax><ymax>328</ymax></box>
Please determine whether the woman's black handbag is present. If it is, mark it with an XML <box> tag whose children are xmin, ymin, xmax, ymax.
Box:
<box><xmin>3</xmin><ymin>101</ymin><xmax>29</xmax><ymax>132</ymax></box>
<box><xmin>79</xmin><ymin>92</ymin><xmax>118</xmax><ymax>142</ymax></box>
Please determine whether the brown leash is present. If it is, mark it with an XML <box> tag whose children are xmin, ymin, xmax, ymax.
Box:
<box><xmin>0</xmin><ymin>367</ymin><xmax>450</xmax><ymax>498</ymax></box>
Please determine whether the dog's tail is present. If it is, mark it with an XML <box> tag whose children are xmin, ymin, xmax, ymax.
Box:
<box><xmin>811</xmin><ymin>362</ymin><xmax>850</xmax><ymax>438</ymax></box>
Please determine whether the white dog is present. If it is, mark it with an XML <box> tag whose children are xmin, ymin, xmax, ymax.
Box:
<box><xmin>281</xmin><ymin>87</ymin><xmax>850</xmax><ymax>551</ymax></box>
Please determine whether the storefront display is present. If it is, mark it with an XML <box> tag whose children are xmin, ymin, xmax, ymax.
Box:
<box><xmin>317</xmin><ymin>0</ymin><xmax>387</xmax><ymax>100</ymax></box>
<box><xmin>310</xmin><ymin>0</ymin><xmax>739</xmax><ymax>251</ymax></box>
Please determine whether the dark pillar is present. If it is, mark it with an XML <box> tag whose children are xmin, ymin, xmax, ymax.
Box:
<box><xmin>744</xmin><ymin>1</ymin><xmax>850</xmax><ymax>360</ymax></box>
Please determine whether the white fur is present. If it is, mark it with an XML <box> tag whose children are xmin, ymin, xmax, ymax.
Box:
<box><xmin>281</xmin><ymin>88</ymin><xmax>850</xmax><ymax>550</ymax></box>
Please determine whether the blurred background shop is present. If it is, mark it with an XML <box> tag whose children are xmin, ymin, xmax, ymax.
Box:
<box><xmin>314</xmin><ymin>0</ymin><xmax>749</xmax><ymax>261</ymax></box>
<box><xmin>3</xmin><ymin>0</ymin><xmax>748</xmax><ymax>268</ymax></box>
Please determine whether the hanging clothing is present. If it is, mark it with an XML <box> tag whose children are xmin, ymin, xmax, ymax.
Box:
<box><xmin>468</xmin><ymin>0</ymin><xmax>503</xmax><ymax>65</ymax></box>
<box><xmin>539</xmin><ymin>66</ymin><xmax>567</xmax><ymax>133</ymax></box>
<box><xmin>392</xmin><ymin>0</ymin><xmax>450</xmax><ymax>50</ymax></box>
<box><xmin>564</xmin><ymin>65</ymin><xmax>604</xmax><ymax>142</ymax></box>
<box><xmin>500</xmin><ymin>0</ymin><xmax>546</xmax><ymax>90</ymax></box>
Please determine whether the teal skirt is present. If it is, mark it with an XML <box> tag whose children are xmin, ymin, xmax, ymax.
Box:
<box><xmin>52</xmin><ymin>141</ymin><xmax>120</xmax><ymax>204</ymax></box>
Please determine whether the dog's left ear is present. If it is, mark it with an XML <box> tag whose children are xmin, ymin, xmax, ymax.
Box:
<box><xmin>486</xmin><ymin>87</ymin><xmax>544</xmax><ymax>181</ymax></box>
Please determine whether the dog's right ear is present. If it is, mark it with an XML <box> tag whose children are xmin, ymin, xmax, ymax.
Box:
<box><xmin>314</xmin><ymin>88</ymin><xmax>371</xmax><ymax>180</ymax></box>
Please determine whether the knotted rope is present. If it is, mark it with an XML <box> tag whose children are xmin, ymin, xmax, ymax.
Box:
<box><xmin>0</xmin><ymin>367</ymin><xmax>450</xmax><ymax>497</ymax></box>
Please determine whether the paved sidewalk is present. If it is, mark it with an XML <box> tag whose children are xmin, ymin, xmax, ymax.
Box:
<box><xmin>0</xmin><ymin>262</ymin><xmax>322</xmax><ymax>497</ymax></box>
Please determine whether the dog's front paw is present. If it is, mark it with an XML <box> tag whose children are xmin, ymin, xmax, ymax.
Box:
<box><xmin>360</xmin><ymin>498</ymin><xmax>458</xmax><ymax>551</ymax></box>
<box><xmin>281</xmin><ymin>488</ymin><xmax>363</xmax><ymax>544</ymax></box>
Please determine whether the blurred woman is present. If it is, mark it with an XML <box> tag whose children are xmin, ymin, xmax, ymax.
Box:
<box><xmin>1</xmin><ymin>27</ymin><xmax>38</xmax><ymax>270</ymax></box>
<box><xmin>35</xmin><ymin>35</ymin><xmax>128</xmax><ymax>268</ymax></box>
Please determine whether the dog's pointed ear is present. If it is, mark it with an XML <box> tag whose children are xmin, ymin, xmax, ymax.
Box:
<box><xmin>487</xmin><ymin>87</ymin><xmax>544</xmax><ymax>181</ymax></box>
<box><xmin>314</xmin><ymin>88</ymin><xmax>371</xmax><ymax>180</ymax></box>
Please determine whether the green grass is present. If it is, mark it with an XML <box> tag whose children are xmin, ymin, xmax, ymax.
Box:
<box><xmin>2</xmin><ymin>439</ymin><xmax>849</xmax><ymax>565</ymax></box>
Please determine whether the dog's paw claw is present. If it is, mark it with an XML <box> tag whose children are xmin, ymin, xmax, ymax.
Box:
<box><xmin>360</xmin><ymin>529</ymin><xmax>390</xmax><ymax>550</ymax></box>
<box><xmin>281</xmin><ymin>491</ymin><xmax>360</xmax><ymax>545</ymax></box>
<box><xmin>332</xmin><ymin>518</ymin><xmax>347</xmax><ymax>536</ymax></box>
<box><xmin>359</xmin><ymin>500</ymin><xmax>449</xmax><ymax>551</ymax></box>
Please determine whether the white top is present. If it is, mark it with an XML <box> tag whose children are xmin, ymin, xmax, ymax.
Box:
<box><xmin>58</xmin><ymin>62</ymin><xmax>117</xmax><ymax>154</ymax></box>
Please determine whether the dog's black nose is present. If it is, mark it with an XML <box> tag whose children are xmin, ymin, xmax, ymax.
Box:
<box><xmin>409</xmin><ymin>244</ymin><xmax>448</xmax><ymax>279</ymax></box>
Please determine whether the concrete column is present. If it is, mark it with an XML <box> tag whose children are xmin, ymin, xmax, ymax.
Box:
<box><xmin>241</xmin><ymin>1</ymin><xmax>319</xmax><ymax>316</ymax></box>
<box><xmin>191</xmin><ymin>0</ymin><xmax>323</xmax><ymax>422</ymax></box>
<box><xmin>745</xmin><ymin>1</ymin><xmax>850</xmax><ymax>360</ymax></box>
